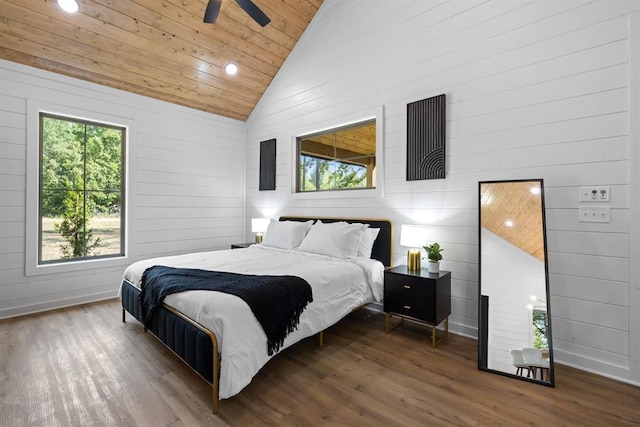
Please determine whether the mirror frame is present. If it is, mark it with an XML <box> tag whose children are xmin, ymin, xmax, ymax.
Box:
<box><xmin>477</xmin><ymin>179</ymin><xmax>555</xmax><ymax>387</ymax></box>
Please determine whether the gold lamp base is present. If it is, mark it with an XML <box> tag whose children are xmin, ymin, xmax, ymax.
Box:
<box><xmin>407</xmin><ymin>248</ymin><xmax>421</xmax><ymax>271</ymax></box>
<box><xmin>255</xmin><ymin>233</ymin><xmax>264</xmax><ymax>244</ymax></box>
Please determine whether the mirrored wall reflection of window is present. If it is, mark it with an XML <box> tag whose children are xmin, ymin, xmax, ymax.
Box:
<box><xmin>296</xmin><ymin>119</ymin><xmax>376</xmax><ymax>192</ymax></box>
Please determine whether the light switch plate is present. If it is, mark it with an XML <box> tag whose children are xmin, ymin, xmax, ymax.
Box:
<box><xmin>578</xmin><ymin>206</ymin><xmax>610</xmax><ymax>222</ymax></box>
<box><xmin>579</xmin><ymin>186</ymin><xmax>610</xmax><ymax>202</ymax></box>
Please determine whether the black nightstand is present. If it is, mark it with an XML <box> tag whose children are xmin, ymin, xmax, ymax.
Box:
<box><xmin>384</xmin><ymin>265</ymin><xmax>451</xmax><ymax>347</ymax></box>
<box><xmin>231</xmin><ymin>242</ymin><xmax>254</xmax><ymax>249</ymax></box>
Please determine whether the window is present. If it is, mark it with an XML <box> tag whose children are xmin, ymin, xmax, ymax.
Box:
<box><xmin>296</xmin><ymin>119</ymin><xmax>376</xmax><ymax>192</ymax></box>
<box><xmin>39</xmin><ymin>113</ymin><xmax>125</xmax><ymax>264</ymax></box>
<box><xmin>531</xmin><ymin>309</ymin><xmax>549</xmax><ymax>349</ymax></box>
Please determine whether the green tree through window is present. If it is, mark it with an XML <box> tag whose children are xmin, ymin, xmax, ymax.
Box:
<box><xmin>40</xmin><ymin>113</ymin><xmax>125</xmax><ymax>263</ymax></box>
<box><xmin>299</xmin><ymin>155</ymin><xmax>367</xmax><ymax>191</ymax></box>
<box><xmin>532</xmin><ymin>309</ymin><xmax>549</xmax><ymax>349</ymax></box>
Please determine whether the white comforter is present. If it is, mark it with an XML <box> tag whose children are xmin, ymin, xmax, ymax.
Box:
<box><xmin>121</xmin><ymin>244</ymin><xmax>384</xmax><ymax>399</ymax></box>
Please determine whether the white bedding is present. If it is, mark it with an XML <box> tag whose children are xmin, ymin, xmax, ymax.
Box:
<box><xmin>121</xmin><ymin>244</ymin><xmax>384</xmax><ymax>399</ymax></box>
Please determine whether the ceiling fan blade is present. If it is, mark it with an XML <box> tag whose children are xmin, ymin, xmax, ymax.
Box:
<box><xmin>235</xmin><ymin>0</ymin><xmax>271</xmax><ymax>27</ymax></box>
<box><xmin>203</xmin><ymin>0</ymin><xmax>222</xmax><ymax>23</ymax></box>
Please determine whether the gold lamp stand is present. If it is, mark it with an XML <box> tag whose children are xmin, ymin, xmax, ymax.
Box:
<box><xmin>407</xmin><ymin>248</ymin><xmax>421</xmax><ymax>271</ymax></box>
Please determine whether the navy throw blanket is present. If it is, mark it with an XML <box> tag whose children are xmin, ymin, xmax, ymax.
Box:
<box><xmin>139</xmin><ymin>265</ymin><xmax>313</xmax><ymax>356</ymax></box>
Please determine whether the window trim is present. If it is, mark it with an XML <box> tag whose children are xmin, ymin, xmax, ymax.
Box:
<box><xmin>290</xmin><ymin>106</ymin><xmax>384</xmax><ymax>199</ymax></box>
<box><xmin>26</xmin><ymin>100</ymin><xmax>135</xmax><ymax>276</ymax></box>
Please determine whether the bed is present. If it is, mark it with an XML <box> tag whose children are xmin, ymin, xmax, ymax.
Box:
<box><xmin>120</xmin><ymin>216</ymin><xmax>392</xmax><ymax>413</ymax></box>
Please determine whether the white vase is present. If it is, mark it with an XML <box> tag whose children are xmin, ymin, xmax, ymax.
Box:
<box><xmin>428</xmin><ymin>261</ymin><xmax>440</xmax><ymax>274</ymax></box>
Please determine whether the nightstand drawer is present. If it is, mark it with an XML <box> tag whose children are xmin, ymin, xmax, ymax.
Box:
<box><xmin>384</xmin><ymin>291</ymin><xmax>434</xmax><ymax>321</ymax></box>
<box><xmin>384</xmin><ymin>274</ymin><xmax>433</xmax><ymax>298</ymax></box>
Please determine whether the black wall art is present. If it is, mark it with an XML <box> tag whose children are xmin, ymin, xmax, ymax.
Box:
<box><xmin>406</xmin><ymin>94</ymin><xmax>446</xmax><ymax>180</ymax></box>
<box><xmin>259</xmin><ymin>138</ymin><xmax>276</xmax><ymax>191</ymax></box>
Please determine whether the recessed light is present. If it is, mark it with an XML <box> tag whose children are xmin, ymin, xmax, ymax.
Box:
<box><xmin>530</xmin><ymin>186</ymin><xmax>541</xmax><ymax>195</ymax></box>
<box><xmin>504</xmin><ymin>220</ymin><xmax>514</xmax><ymax>227</ymax></box>
<box><xmin>225</xmin><ymin>63</ymin><xmax>238</xmax><ymax>75</ymax></box>
<box><xmin>58</xmin><ymin>0</ymin><xmax>79</xmax><ymax>13</ymax></box>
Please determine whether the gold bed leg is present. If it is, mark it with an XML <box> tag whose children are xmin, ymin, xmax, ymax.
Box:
<box><xmin>318</xmin><ymin>331</ymin><xmax>324</xmax><ymax>348</ymax></box>
<box><xmin>163</xmin><ymin>304</ymin><xmax>221</xmax><ymax>414</ymax></box>
<box><xmin>212</xmin><ymin>352</ymin><xmax>220</xmax><ymax>414</ymax></box>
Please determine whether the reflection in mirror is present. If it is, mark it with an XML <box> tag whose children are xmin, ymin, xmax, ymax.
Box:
<box><xmin>478</xmin><ymin>179</ymin><xmax>554</xmax><ymax>386</ymax></box>
<box><xmin>296</xmin><ymin>119</ymin><xmax>376</xmax><ymax>192</ymax></box>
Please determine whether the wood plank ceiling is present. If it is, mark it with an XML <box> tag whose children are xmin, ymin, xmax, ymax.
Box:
<box><xmin>0</xmin><ymin>0</ymin><xmax>323</xmax><ymax>120</ymax></box>
<box><xmin>480</xmin><ymin>181</ymin><xmax>545</xmax><ymax>261</ymax></box>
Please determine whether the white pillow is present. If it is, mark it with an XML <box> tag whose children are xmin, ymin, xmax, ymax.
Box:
<box><xmin>297</xmin><ymin>221</ymin><xmax>367</xmax><ymax>258</ymax></box>
<box><xmin>261</xmin><ymin>219</ymin><xmax>314</xmax><ymax>250</ymax></box>
<box><xmin>358</xmin><ymin>227</ymin><xmax>380</xmax><ymax>258</ymax></box>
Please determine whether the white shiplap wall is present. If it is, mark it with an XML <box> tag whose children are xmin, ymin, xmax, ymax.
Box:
<box><xmin>0</xmin><ymin>59</ymin><xmax>245</xmax><ymax>319</ymax></box>
<box><xmin>244</xmin><ymin>0</ymin><xmax>640</xmax><ymax>385</ymax></box>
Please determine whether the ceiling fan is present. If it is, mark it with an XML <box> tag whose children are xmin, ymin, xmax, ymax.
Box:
<box><xmin>204</xmin><ymin>0</ymin><xmax>271</xmax><ymax>27</ymax></box>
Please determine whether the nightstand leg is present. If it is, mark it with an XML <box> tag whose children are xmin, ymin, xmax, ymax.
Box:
<box><xmin>431</xmin><ymin>325</ymin><xmax>436</xmax><ymax>348</ymax></box>
<box><xmin>430</xmin><ymin>316</ymin><xmax>449</xmax><ymax>348</ymax></box>
<box><xmin>385</xmin><ymin>313</ymin><xmax>404</xmax><ymax>333</ymax></box>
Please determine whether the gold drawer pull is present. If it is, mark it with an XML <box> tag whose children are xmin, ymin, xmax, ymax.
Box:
<box><xmin>403</xmin><ymin>285</ymin><xmax>411</xmax><ymax>289</ymax></box>
<box><xmin>403</xmin><ymin>305</ymin><xmax>411</xmax><ymax>310</ymax></box>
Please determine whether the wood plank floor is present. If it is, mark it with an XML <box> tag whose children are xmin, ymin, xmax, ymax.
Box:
<box><xmin>1</xmin><ymin>299</ymin><xmax>639</xmax><ymax>426</ymax></box>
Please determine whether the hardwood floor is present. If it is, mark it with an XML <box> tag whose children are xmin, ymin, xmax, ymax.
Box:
<box><xmin>1</xmin><ymin>299</ymin><xmax>639</xmax><ymax>426</ymax></box>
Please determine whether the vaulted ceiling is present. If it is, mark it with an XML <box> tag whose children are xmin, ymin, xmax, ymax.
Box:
<box><xmin>480</xmin><ymin>181</ymin><xmax>545</xmax><ymax>261</ymax></box>
<box><xmin>0</xmin><ymin>0</ymin><xmax>323</xmax><ymax>120</ymax></box>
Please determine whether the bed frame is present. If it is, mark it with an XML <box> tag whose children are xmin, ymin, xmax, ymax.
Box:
<box><xmin>121</xmin><ymin>216</ymin><xmax>392</xmax><ymax>413</ymax></box>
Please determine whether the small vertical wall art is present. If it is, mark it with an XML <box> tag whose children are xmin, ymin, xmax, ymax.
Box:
<box><xmin>406</xmin><ymin>93</ymin><xmax>446</xmax><ymax>180</ymax></box>
<box><xmin>259</xmin><ymin>138</ymin><xmax>276</xmax><ymax>191</ymax></box>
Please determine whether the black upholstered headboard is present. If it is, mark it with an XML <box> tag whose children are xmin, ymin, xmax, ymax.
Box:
<box><xmin>279</xmin><ymin>216</ymin><xmax>393</xmax><ymax>267</ymax></box>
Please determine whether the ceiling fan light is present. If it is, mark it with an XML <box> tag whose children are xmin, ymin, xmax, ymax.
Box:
<box><xmin>225</xmin><ymin>63</ymin><xmax>238</xmax><ymax>75</ymax></box>
<box><xmin>58</xmin><ymin>0</ymin><xmax>79</xmax><ymax>13</ymax></box>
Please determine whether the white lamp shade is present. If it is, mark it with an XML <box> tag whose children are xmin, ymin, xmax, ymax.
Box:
<box><xmin>251</xmin><ymin>218</ymin><xmax>270</xmax><ymax>233</ymax></box>
<box><xmin>400</xmin><ymin>224</ymin><xmax>428</xmax><ymax>248</ymax></box>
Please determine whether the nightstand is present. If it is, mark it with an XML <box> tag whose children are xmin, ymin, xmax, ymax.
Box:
<box><xmin>384</xmin><ymin>265</ymin><xmax>451</xmax><ymax>347</ymax></box>
<box><xmin>231</xmin><ymin>242</ymin><xmax>254</xmax><ymax>249</ymax></box>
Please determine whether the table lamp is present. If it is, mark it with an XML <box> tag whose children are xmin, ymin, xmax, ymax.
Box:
<box><xmin>400</xmin><ymin>224</ymin><xmax>428</xmax><ymax>271</ymax></box>
<box><xmin>251</xmin><ymin>218</ymin><xmax>270</xmax><ymax>243</ymax></box>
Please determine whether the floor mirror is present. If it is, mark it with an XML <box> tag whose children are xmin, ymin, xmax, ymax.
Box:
<box><xmin>478</xmin><ymin>179</ymin><xmax>554</xmax><ymax>386</ymax></box>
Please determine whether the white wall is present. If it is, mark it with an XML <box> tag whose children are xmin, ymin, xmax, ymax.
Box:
<box><xmin>0</xmin><ymin>59</ymin><xmax>245</xmax><ymax>319</ymax></box>
<box><xmin>482</xmin><ymin>228</ymin><xmax>546</xmax><ymax>374</ymax></box>
<box><xmin>244</xmin><ymin>0</ymin><xmax>640</xmax><ymax>385</ymax></box>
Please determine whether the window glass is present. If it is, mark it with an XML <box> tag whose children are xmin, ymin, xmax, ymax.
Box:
<box><xmin>297</xmin><ymin>119</ymin><xmax>376</xmax><ymax>192</ymax></box>
<box><xmin>532</xmin><ymin>309</ymin><xmax>549</xmax><ymax>349</ymax></box>
<box><xmin>39</xmin><ymin>113</ymin><xmax>125</xmax><ymax>264</ymax></box>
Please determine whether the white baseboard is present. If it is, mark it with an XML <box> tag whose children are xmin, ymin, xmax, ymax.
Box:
<box><xmin>554</xmin><ymin>350</ymin><xmax>640</xmax><ymax>388</ymax></box>
<box><xmin>0</xmin><ymin>290</ymin><xmax>118</xmax><ymax>320</ymax></box>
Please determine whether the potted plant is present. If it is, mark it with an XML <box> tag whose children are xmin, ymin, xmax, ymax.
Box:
<box><xmin>423</xmin><ymin>242</ymin><xmax>443</xmax><ymax>274</ymax></box>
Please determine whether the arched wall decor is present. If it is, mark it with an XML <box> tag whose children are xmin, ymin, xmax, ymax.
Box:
<box><xmin>406</xmin><ymin>93</ymin><xmax>446</xmax><ymax>181</ymax></box>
